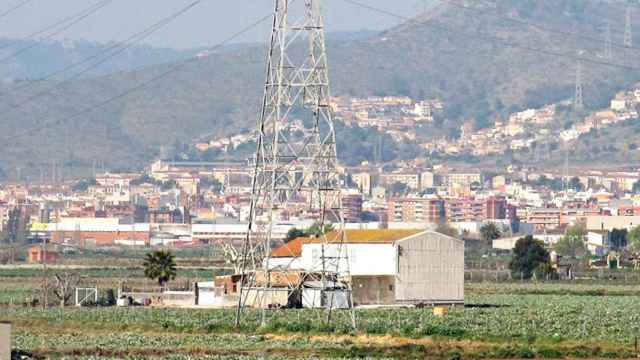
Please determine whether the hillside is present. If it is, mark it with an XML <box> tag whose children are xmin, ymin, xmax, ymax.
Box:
<box><xmin>0</xmin><ymin>38</ymin><xmax>203</xmax><ymax>80</ymax></box>
<box><xmin>2</xmin><ymin>0</ymin><xmax>640</xmax><ymax>179</ymax></box>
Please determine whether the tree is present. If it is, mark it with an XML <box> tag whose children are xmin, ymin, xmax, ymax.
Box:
<box><xmin>628</xmin><ymin>226</ymin><xmax>640</xmax><ymax>252</ymax></box>
<box><xmin>435</xmin><ymin>223</ymin><xmax>458</xmax><ymax>238</ymax></box>
<box><xmin>610</xmin><ymin>228</ymin><xmax>628</xmax><ymax>249</ymax></box>
<box><xmin>554</xmin><ymin>224</ymin><xmax>586</xmax><ymax>258</ymax></box>
<box><xmin>222</xmin><ymin>244</ymin><xmax>242</xmax><ymax>275</ymax></box>
<box><xmin>199</xmin><ymin>176</ymin><xmax>223</xmax><ymax>193</ymax></box>
<box><xmin>388</xmin><ymin>182</ymin><xmax>409</xmax><ymax>195</ymax></box>
<box><xmin>568</xmin><ymin>177</ymin><xmax>584</xmax><ymax>192</ymax></box>
<box><xmin>285</xmin><ymin>228</ymin><xmax>306</xmax><ymax>243</ymax></box>
<box><xmin>360</xmin><ymin>211</ymin><xmax>379</xmax><ymax>222</ymax></box>
<box><xmin>52</xmin><ymin>272</ymin><xmax>81</xmax><ymax>308</ymax></box>
<box><xmin>307</xmin><ymin>223</ymin><xmax>334</xmax><ymax>237</ymax></box>
<box><xmin>509</xmin><ymin>236</ymin><xmax>551</xmax><ymax>279</ymax></box>
<box><xmin>633</xmin><ymin>180</ymin><xmax>640</xmax><ymax>194</ymax></box>
<box><xmin>143</xmin><ymin>250</ymin><xmax>177</xmax><ymax>287</ymax></box>
<box><xmin>480</xmin><ymin>222</ymin><xmax>501</xmax><ymax>246</ymax></box>
<box><xmin>72</xmin><ymin>178</ymin><xmax>98</xmax><ymax>192</ymax></box>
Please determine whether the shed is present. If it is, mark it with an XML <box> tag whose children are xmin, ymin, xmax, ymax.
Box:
<box><xmin>300</xmin><ymin>229</ymin><xmax>464</xmax><ymax>306</ymax></box>
<box><xmin>27</xmin><ymin>245</ymin><xmax>59</xmax><ymax>264</ymax></box>
<box><xmin>301</xmin><ymin>281</ymin><xmax>350</xmax><ymax>309</ymax></box>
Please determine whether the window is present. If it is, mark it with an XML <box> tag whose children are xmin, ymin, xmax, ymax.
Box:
<box><xmin>389</xmin><ymin>284</ymin><xmax>394</xmax><ymax>291</ymax></box>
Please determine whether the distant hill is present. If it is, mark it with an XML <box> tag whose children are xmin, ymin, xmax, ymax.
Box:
<box><xmin>2</xmin><ymin>0</ymin><xmax>640</xmax><ymax>180</ymax></box>
<box><xmin>0</xmin><ymin>38</ymin><xmax>203</xmax><ymax>81</ymax></box>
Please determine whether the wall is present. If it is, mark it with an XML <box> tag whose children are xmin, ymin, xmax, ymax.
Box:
<box><xmin>586</xmin><ymin>216</ymin><xmax>640</xmax><ymax>231</ymax></box>
<box><xmin>51</xmin><ymin>231</ymin><xmax>150</xmax><ymax>247</ymax></box>
<box><xmin>395</xmin><ymin>232</ymin><xmax>464</xmax><ymax>304</ymax></box>
<box><xmin>352</xmin><ymin>275</ymin><xmax>395</xmax><ymax>305</ymax></box>
<box><xmin>301</xmin><ymin>243</ymin><xmax>396</xmax><ymax>276</ymax></box>
<box><xmin>267</xmin><ymin>257</ymin><xmax>303</xmax><ymax>270</ymax></box>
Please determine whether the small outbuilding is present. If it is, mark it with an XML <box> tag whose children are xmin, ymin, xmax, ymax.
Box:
<box><xmin>27</xmin><ymin>245</ymin><xmax>59</xmax><ymax>264</ymax></box>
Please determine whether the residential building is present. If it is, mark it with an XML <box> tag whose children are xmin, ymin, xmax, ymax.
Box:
<box><xmin>352</xmin><ymin>172</ymin><xmax>372</xmax><ymax>195</ymax></box>
<box><xmin>342</xmin><ymin>191</ymin><xmax>364</xmax><ymax>222</ymax></box>
<box><xmin>387</xmin><ymin>197</ymin><xmax>445</xmax><ymax>224</ymax></box>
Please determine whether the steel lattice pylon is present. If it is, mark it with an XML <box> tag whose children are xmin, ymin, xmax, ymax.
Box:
<box><xmin>234</xmin><ymin>0</ymin><xmax>356</xmax><ymax>329</ymax></box>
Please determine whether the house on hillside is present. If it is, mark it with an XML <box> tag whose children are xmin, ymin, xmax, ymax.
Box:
<box><xmin>266</xmin><ymin>229</ymin><xmax>464</xmax><ymax>306</ymax></box>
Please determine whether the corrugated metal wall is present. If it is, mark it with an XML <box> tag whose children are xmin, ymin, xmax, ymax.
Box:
<box><xmin>395</xmin><ymin>232</ymin><xmax>464</xmax><ymax>304</ymax></box>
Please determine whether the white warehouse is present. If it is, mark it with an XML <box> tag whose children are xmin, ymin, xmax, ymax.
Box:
<box><xmin>268</xmin><ymin>229</ymin><xmax>464</xmax><ymax>306</ymax></box>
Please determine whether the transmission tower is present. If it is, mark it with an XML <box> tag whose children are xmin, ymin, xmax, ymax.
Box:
<box><xmin>574</xmin><ymin>57</ymin><xmax>584</xmax><ymax>112</ymax></box>
<box><xmin>625</xmin><ymin>4</ymin><xmax>633</xmax><ymax>48</ymax></box>
<box><xmin>235</xmin><ymin>0</ymin><xmax>355</xmax><ymax>329</ymax></box>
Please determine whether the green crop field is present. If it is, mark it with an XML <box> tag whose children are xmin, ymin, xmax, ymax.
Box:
<box><xmin>3</xmin><ymin>287</ymin><xmax>640</xmax><ymax>359</ymax></box>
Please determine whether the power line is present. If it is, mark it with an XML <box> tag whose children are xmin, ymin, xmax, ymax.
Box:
<box><xmin>1</xmin><ymin>13</ymin><xmax>272</xmax><ymax>144</ymax></box>
<box><xmin>2</xmin><ymin>0</ymin><xmax>204</xmax><ymax>114</ymax></box>
<box><xmin>0</xmin><ymin>0</ymin><xmax>35</xmax><ymax>22</ymax></box>
<box><xmin>0</xmin><ymin>0</ymin><xmax>113</xmax><ymax>56</ymax></box>
<box><xmin>340</xmin><ymin>0</ymin><xmax>640</xmax><ymax>72</ymax></box>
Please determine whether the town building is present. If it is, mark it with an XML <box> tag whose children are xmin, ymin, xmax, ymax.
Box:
<box><xmin>387</xmin><ymin>197</ymin><xmax>445</xmax><ymax>224</ymax></box>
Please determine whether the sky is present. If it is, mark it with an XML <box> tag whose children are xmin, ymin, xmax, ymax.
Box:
<box><xmin>0</xmin><ymin>0</ymin><xmax>427</xmax><ymax>49</ymax></box>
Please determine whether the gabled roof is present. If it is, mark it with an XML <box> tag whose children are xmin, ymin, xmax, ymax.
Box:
<box><xmin>270</xmin><ymin>237</ymin><xmax>304</xmax><ymax>258</ymax></box>
<box><xmin>305</xmin><ymin>229</ymin><xmax>424</xmax><ymax>244</ymax></box>
<box><xmin>270</xmin><ymin>229</ymin><xmax>427</xmax><ymax>258</ymax></box>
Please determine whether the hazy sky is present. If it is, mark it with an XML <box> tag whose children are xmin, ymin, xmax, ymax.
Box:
<box><xmin>0</xmin><ymin>0</ymin><xmax>425</xmax><ymax>49</ymax></box>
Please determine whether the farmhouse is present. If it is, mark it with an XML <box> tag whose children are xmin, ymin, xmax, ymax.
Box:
<box><xmin>267</xmin><ymin>229</ymin><xmax>464</xmax><ymax>306</ymax></box>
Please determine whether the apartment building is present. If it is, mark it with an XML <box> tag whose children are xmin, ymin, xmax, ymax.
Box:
<box><xmin>387</xmin><ymin>197</ymin><xmax>445</xmax><ymax>224</ymax></box>
<box><xmin>342</xmin><ymin>191</ymin><xmax>364</xmax><ymax>222</ymax></box>
<box><xmin>379</xmin><ymin>172</ymin><xmax>421</xmax><ymax>190</ymax></box>
<box><xmin>352</xmin><ymin>172</ymin><xmax>372</xmax><ymax>195</ymax></box>
<box><xmin>441</xmin><ymin>172</ymin><xmax>483</xmax><ymax>187</ymax></box>
<box><xmin>445</xmin><ymin>198</ymin><xmax>485</xmax><ymax>223</ymax></box>
<box><xmin>523</xmin><ymin>208</ymin><xmax>562</xmax><ymax>230</ymax></box>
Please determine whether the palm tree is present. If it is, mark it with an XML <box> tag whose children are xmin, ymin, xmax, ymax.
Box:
<box><xmin>480</xmin><ymin>222</ymin><xmax>501</xmax><ymax>246</ymax></box>
<box><xmin>143</xmin><ymin>250</ymin><xmax>177</xmax><ymax>287</ymax></box>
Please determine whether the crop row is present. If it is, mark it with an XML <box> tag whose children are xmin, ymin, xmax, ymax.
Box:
<box><xmin>3</xmin><ymin>294</ymin><xmax>640</xmax><ymax>343</ymax></box>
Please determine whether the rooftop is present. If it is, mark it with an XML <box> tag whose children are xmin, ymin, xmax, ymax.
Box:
<box><xmin>270</xmin><ymin>237</ymin><xmax>304</xmax><ymax>258</ymax></box>
<box><xmin>305</xmin><ymin>229</ymin><xmax>423</xmax><ymax>244</ymax></box>
<box><xmin>269</xmin><ymin>229</ymin><xmax>424</xmax><ymax>258</ymax></box>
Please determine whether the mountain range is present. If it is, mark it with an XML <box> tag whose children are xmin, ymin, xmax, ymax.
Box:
<box><xmin>2</xmin><ymin>0</ymin><xmax>640</xmax><ymax>180</ymax></box>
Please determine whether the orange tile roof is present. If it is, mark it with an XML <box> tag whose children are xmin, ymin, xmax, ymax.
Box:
<box><xmin>305</xmin><ymin>229</ymin><xmax>423</xmax><ymax>244</ymax></box>
<box><xmin>270</xmin><ymin>237</ymin><xmax>304</xmax><ymax>258</ymax></box>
